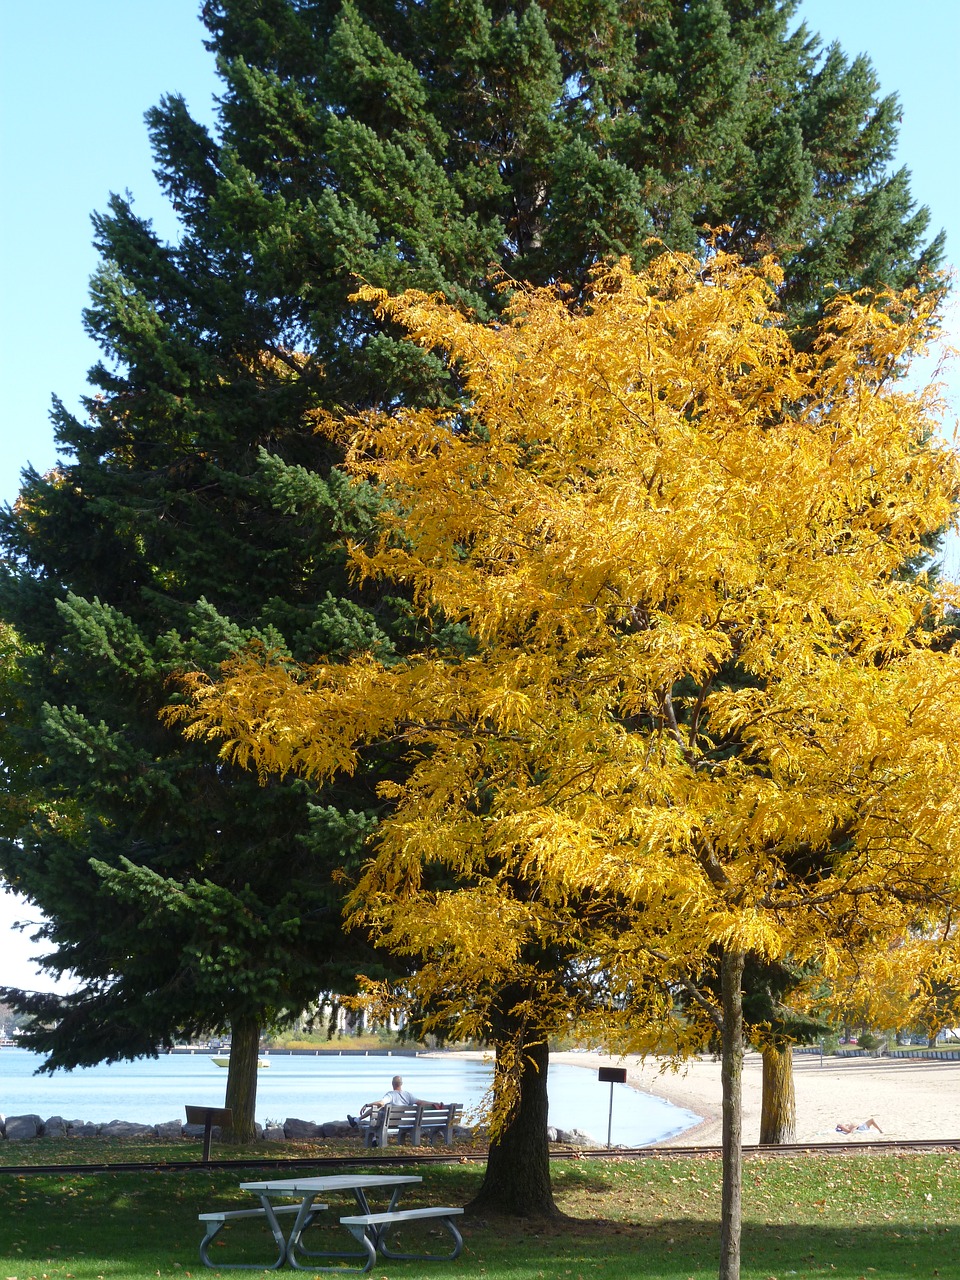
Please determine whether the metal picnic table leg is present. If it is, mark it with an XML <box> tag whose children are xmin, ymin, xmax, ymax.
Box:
<box><xmin>286</xmin><ymin>1192</ymin><xmax>372</xmax><ymax>1272</ymax></box>
<box><xmin>340</xmin><ymin>1189</ymin><xmax>392</xmax><ymax>1275</ymax></box>
<box><xmin>258</xmin><ymin>1199</ymin><xmax>297</xmax><ymax>1270</ymax></box>
<box><xmin>352</xmin><ymin>1186</ymin><xmax>429</xmax><ymax>1263</ymax></box>
<box><xmin>367</xmin><ymin>1187</ymin><xmax>406</xmax><ymax>1255</ymax></box>
<box><xmin>257</xmin><ymin>1196</ymin><xmax>323</xmax><ymax>1269</ymax></box>
<box><xmin>199</xmin><ymin>1216</ymin><xmax>288</xmax><ymax>1271</ymax></box>
<box><xmin>199</xmin><ymin>1203</ymin><xmax>310</xmax><ymax>1271</ymax></box>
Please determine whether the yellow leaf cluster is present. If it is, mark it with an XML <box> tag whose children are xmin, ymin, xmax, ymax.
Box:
<box><xmin>173</xmin><ymin>251</ymin><xmax>960</xmax><ymax>1062</ymax></box>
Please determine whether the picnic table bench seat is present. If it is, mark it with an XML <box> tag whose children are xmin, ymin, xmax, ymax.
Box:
<box><xmin>198</xmin><ymin>1203</ymin><xmax>326</xmax><ymax>1269</ymax></box>
<box><xmin>339</xmin><ymin>1206</ymin><xmax>464</xmax><ymax>1270</ymax></box>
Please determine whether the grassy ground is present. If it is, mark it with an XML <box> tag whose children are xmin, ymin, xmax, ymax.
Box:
<box><xmin>1</xmin><ymin>1138</ymin><xmax>958</xmax><ymax>1279</ymax></box>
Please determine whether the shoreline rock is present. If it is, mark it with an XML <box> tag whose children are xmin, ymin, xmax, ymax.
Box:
<box><xmin>0</xmin><ymin>1111</ymin><xmax>480</xmax><ymax>1145</ymax></box>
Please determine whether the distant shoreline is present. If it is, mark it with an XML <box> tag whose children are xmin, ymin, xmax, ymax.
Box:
<box><xmin>0</xmin><ymin>1043</ymin><xmax>423</xmax><ymax>1056</ymax></box>
<box><xmin>170</xmin><ymin>1046</ymin><xmax>423</xmax><ymax>1057</ymax></box>
<box><xmin>544</xmin><ymin>1049</ymin><xmax>960</xmax><ymax>1147</ymax></box>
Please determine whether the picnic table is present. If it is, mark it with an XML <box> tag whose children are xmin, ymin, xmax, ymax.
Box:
<box><xmin>199</xmin><ymin>1173</ymin><xmax>463</xmax><ymax>1272</ymax></box>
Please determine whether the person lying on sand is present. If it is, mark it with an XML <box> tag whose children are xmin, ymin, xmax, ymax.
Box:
<box><xmin>835</xmin><ymin>1117</ymin><xmax>882</xmax><ymax>1133</ymax></box>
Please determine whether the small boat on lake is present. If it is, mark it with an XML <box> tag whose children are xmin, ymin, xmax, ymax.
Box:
<box><xmin>211</xmin><ymin>1057</ymin><xmax>270</xmax><ymax>1068</ymax></box>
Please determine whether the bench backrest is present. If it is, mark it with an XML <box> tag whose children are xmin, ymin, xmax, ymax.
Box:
<box><xmin>415</xmin><ymin>1104</ymin><xmax>462</xmax><ymax>1126</ymax></box>
<box><xmin>363</xmin><ymin>1104</ymin><xmax>420</xmax><ymax>1146</ymax></box>
<box><xmin>411</xmin><ymin>1103</ymin><xmax>462</xmax><ymax>1145</ymax></box>
<box><xmin>381</xmin><ymin>1103</ymin><xmax>420</xmax><ymax>1129</ymax></box>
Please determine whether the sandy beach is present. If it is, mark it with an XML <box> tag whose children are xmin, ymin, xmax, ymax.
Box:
<box><xmin>547</xmin><ymin>1049</ymin><xmax>960</xmax><ymax>1147</ymax></box>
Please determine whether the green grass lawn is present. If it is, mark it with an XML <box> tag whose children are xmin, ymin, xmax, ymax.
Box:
<box><xmin>1</xmin><ymin>1141</ymin><xmax>958</xmax><ymax>1280</ymax></box>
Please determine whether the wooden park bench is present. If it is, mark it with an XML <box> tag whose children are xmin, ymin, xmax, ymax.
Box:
<box><xmin>361</xmin><ymin>1102</ymin><xmax>463</xmax><ymax>1148</ymax></box>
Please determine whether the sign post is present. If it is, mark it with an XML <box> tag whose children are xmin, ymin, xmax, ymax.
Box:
<box><xmin>597</xmin><ymin>1066</ymin><xmax>627</xmax><ymax>1149</ymax></box>
<box><xmin>185</xmin><ymin>1105</ymin><xmax>234</xmax><ymax>1161</ymax></box>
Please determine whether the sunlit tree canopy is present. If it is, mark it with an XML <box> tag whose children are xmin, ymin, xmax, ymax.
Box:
<box><xmin>173</xmin><ymin>251</ymin><xmax>960</xmax><ymax>1052</ymax></box>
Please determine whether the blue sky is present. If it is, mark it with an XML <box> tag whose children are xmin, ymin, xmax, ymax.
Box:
<box><xmin>1</xmin><ymin>1</ymin><xmax>958</xmax><ymax>992</ymax></box>
<box><xmin>1</xmin><ymin>2</ymin><xmax>957</xmax><ymax>512</ymax></box>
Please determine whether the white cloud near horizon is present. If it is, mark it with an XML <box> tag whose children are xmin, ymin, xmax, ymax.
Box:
<box><xmin>0</xmin><ymin>889</ymin><xmax>78</xmax><ymax>996</ymax></box>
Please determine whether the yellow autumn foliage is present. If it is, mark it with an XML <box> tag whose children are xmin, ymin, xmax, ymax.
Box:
<box><xmin>172</xmin><ymin>250</ymin><xmax>960</xmax><ymax>1058</ymax></box>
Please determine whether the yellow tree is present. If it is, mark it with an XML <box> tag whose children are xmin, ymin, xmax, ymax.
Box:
<box><xmin>173</xmin><ymin>252</ymin><xmax>960</xmax><ymax>1279</ymax></box>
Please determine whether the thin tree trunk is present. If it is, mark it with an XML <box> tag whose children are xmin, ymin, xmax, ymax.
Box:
<box><xmin>719</xmin><ymin>948</ymin><xmax>745</xmax><ymax>1280</ymax></box>
<box><xmin>468</xmin><ymin>1037</ymin><xmax>558</xmax><ymax>1217</ymax></box>
<box><xmin>759</xmin><ymin>1044</ymin><xmax>796</xmax><ymax>1144</ymax></box>
<box><xmin>221</xmin><ymin>1013</ymin><xmax>260</xmax><ymax>1144</ymax></box>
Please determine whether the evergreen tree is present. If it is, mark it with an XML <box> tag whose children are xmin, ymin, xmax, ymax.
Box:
<box><xmin>0</xmin><ymin>0</ymin><xmax>943</xmax><ymax>1172</ymax></box>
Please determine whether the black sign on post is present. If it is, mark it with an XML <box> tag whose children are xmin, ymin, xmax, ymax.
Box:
<box><xmin>185</xmin><ymin>1105</ymin><xmax>234</xmax><ymax>1162</ymax></box>
<box><xmin>597</xmin><ymin>1067</ymin><xmax>628</xmax><ymax>1148</ymax></box>
<box><xmin>598</xmin><ymin>1067</ymin><xmax>627</xmax><ymax>1084</ymax></box>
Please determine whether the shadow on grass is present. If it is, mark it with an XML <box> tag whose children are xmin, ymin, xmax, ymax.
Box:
<box><xmin>4</xmin><ymin>1164</ymin><xmax>958</xmax><ymax>1280</ymax></box>
<box><xmin>463</xmin><ymin>1213</ymin><xmax>960</xmax><ymax>1278</ymax></box>
<box><xmin>6</xmin><ymin>1204</ymin><xmax>958</xmax><ymax>1279</ymax></box>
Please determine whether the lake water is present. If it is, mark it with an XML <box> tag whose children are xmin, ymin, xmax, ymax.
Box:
<box><xmin>0</xmin><ymin>1048</ymin><xmax>700</xmax><ymax>1147</ymax></box>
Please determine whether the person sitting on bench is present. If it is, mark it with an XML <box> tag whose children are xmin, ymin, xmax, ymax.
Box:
<box><xmin>347</xmin><ymin>1075</ymin><xmax>443</xmax><ymax>1131</ymax></box>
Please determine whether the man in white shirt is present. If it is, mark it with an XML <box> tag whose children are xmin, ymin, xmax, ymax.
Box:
<box><xmin>348</xmin><ymin>1075</ymin><xmax>443</xmax><ymax>1134</ymax></box>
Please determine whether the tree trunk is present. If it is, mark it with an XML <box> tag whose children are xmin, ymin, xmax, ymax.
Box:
<box><xmin>468</xmin><ymin>1036</ymin><xmax>558</xmax><ymax>1217</ymax></box>
<box><xmin>719</xmin><ymin>948</ymin><xmax>745</xmax><ymax>1280</ymax></box>
<box><xmin>221</xmin><ymin>1013</ymin><xmax>260</xmax><ymax>1144</ymax></box>
<box><xmin>759</xmin><ymin>1044</ymin><xmax>796</xmax><ymax>1144</ymax></box>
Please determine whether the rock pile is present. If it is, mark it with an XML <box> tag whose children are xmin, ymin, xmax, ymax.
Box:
<box><xmin>1</xmin><ymin>1114</ymin><xmax>600</xmax><ymax>1146</ymax></box>
<box><xmin>0</xmin><ymin>1112</ymin><xmax>477</xmax><ymax>1143</ymax></box>
<box><xmin>547</xmin><ymin>1126</ymin><xmax>603</xmax><ymax>1147</ymax></box>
